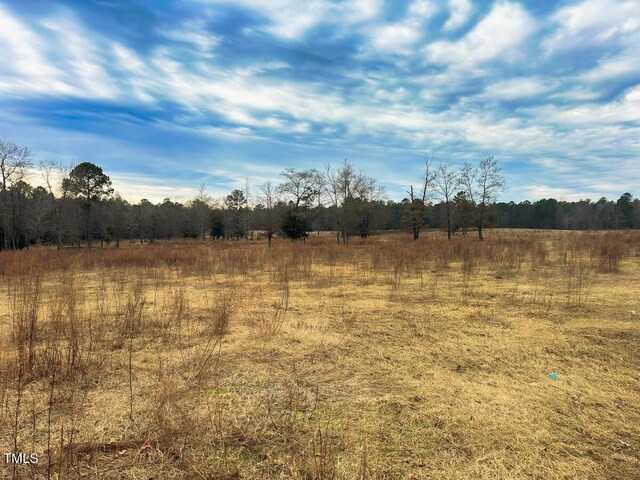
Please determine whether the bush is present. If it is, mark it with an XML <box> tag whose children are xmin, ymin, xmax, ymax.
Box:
<box><xmin>281</xmin><ymin>209</ymin><xmax>310</xmax><ymax>241</ymax></box>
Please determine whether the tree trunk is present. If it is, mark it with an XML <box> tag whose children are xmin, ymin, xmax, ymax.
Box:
<box><xmin>1</xmin><ymin>202</ymin><xmax>8</xmax><ymax>250</ymax></box>
<box><xmin>446</xmin><ymin>202</ymin><xmax>452</xmax><ymax>240</ymax></box>
<box><xmin>55</xmin><ymin>202</ymin><xmax>63</xmax><ymax>250</ymax></box>
<box><xmin>87</xmin><ymin>203</ymin><xmax>93</xmax><ymax>249</ymax></box>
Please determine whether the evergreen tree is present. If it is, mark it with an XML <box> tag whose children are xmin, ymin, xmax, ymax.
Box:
<box><xmin>281</xmin><ymin>209</ymin><xmax>310</xmax><ymax>241</ymax></box>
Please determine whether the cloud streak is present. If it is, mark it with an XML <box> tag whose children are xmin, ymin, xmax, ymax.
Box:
<box><xmin>0</xmin><ymin>0</ymin><xmax>638</xmax><ymax>203</ymax></box>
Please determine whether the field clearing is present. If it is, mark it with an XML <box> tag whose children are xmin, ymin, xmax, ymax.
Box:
<box><xmin>1</xmin><ymin>230</ymin><xmax>639</xmax><ymax>479</ymax></box>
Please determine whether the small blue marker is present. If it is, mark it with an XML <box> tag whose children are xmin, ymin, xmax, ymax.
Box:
<box><xmin>549</xmin><ymin>372</ymin><xmax>559</xmax><ymax>379</ymax></box>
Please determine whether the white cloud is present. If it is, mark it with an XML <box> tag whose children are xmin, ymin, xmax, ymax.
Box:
<box><xmin>522</xmin><ymin>185</ymin><xmax>594</xmax><ymax>202</ymax></box>
<box><xmin>462</xmin><ymin>116</ymin><xmax>550</xmax><ymax>151</ymax></box>
<box><xmin>194</xmin><ymin>0</ymin><xmax>328</xmax><ymax>39</ymax></box>
<box><xmin>371</xmin><ymin>23</ymin><xmax>422</xmax><ymax>53</ymax></box>
<box><xmin>198</xmin><ymin>0</ymin><xmax>383</xmax><ymax>40</ymax></box>
<box><xmin>533</xmin><ymin>158</ymin><xmax>577</xmax><ymax>174</ymax></box>
<box><xmin>0</xmin><ymin>6</ymin><xmax>122</xmax><ymax>100</ymax></box>
<box><xmin>539</xmin><ymin>0</ymin><xmax>640</xmax><ymax>103</ymax></box>
<box><xmin>580</xmin><ymin>48</ymin><xmax>640</xmax><ymax>83</ymax></box>
<box><xmin>542</xmin><ymin>0</ymin><xmax>640</xmax><ymax>54</ymax></box>
<box><xmin>2</xmin><ymin>0</ymin><xmax>639</xmax><ymax>203</ymax></box>
<box><xmin>408</xmin><ymin>0</ymin><xmax>437</xmax><ymax>18</ymax></box>
<box><xmin>479</xmin><ymin>78</ymin><xmax>556</xmax><ymax>101</ymax></box>
<box><xmin>625</xmin><ymin>85</ymin><xmax>640</xmax><ymax>103</ymax></box>
<box><xmin>113</xmin><ymin>45</ymin><xmax>146</xmax><ymax>74</ymax></box>
<box><xmin>40</xmin><ymin>16</ymin><xmax>118</xmax><ymax>99</ymax></box>
<box><xmin>548</xmin><ymin>86</ymin><xmax>601</xmax><ymax>102</ymax></box>
<box><xmin>370</xmin><ymin>0</ymin><xmax>437</xmax><ymax>53</ymax></box>
<box><xmin>0</xmin><ymin>5</ymin><xmax>73</xmax><ymax>96</ymax></box>
<box><xmin>528</xmin><ymin>85</ymin><xmax>640</xmax><ymax>127</ymax></box>
<box><xmin>443</xmin><ymin>0</ymin><xmax>472</xmax><ymax>32</ymax></box>
<box><xmin>343</xmin><ymin>0</ymin><xmax>383</xmax><ymax>23</ymax></box>
<box><xmin>163</xmin><ymin>22</ymin><xmax>221</xmax><ymax>54</ymax></box>
<box><xmin>426</xmin><ymin>1</ymin><xmax>535</xmax><ymax>66</ymax></box>
<box><xmin>110</xmin><ymin>173</ymin><xmax>202</xmax><ymax>203</ymax></box>
<box><xmin>266</xmin><ymin>4</ymin><xmax>326</xmax><ymax>40</ymax></box>
<box><xmin>373</xmin><ymin>87</ymin><xmax>409</xmax><ymax>102</ymax></box>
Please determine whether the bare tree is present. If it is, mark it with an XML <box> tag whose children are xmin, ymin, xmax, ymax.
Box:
<box><xmin>324</xmin><ymin>159</ymin><xmax>384</xmax><ymax>243</ymax></box>
<box><xmin>278</xmin><ymin>168</ymin><xmax>320</xmax><ymax>242</ymax></box>
<box><xmin>38</xmin><ymin>159</ymin><xmax>72</xmax><ymax>250</ymax></box>
<box><xmin>192</xmin><ymin>184</ymin><xmax>212</xmax><ymax>240</ymax></box>
<box><xmin>26</xmin><ymin>185</ymin><xmax>54</xmax><ymax>245</ymax></box>
<box><xmin>244</xmin><ymin>178</ymin><xmax>252</xmax><ymax>239</ymax></box>
<box><xmin>434</xmin><ymin>163</ymin><xmax>460</xmax><ymax>240</ymax></box>
<box><xmin>351</xmin><ymin>172</ymin><xmax>385</xmax><ymax>238</ymax></box>
<box><xmin>459</xmin><ymin>161</ymin><xmax>478</xmax><ymax>234</ymax></box>
<box><xmin>407</xmin><ymin>153</ymin><xmax>436</xmax><ymax>240</ymax></box>
<box><xmin>0</xmin><ymin>139</ymin><xmax>32</xmax><ymax>249</ymax></box>
<box><xmin>257</xmin><ymin>180</ymin><xmax>280</xmax><ymax>247</ymax></box>
<box><xmin>324</xmin><ymin>160</ymin><xmax>357</xmax><ymax>244</ymax></box>
<box><xmin>108</xmin><ymin>195</ymin><xmax>130</xmax><ymax>247</ymax></box>
<box><xmin>475</xmin><ymin>156</ymin><xmax>506</xmax><ymax>240</ymax></box>
<box><xmin>323</xmin><ymin>163</ymin><xmax>342</xmax><ymax>244</ymax></box>
<box><xmin>313</xmin><ymin>170</ymin><xmax>326</xmax><ymax>236</ymax></box>
<box><xmin>278</xmin><ymin>168</ymin><xmax>321</xmax><ymax>209</ymax></box>
<box><xmin>0</xmin><ymin>138</ymin><xmax>31</xmax><ymax>192</ymax></box>
<box><xmin>459</xmin><ymin>162</ymin><xmax>477</xmax><ymax>203</ymax></box>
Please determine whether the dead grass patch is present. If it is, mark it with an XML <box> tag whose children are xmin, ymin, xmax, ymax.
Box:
<box><xmin>0</xmin><ymin>230</ymin><xmax>639</xmax><ymax>479</ymax></box>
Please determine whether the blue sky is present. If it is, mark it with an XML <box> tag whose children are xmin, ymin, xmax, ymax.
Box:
<box><xmin>0</xmin><ymin>0</ymin><xmax>638</xmax><ymax>203</ymax></box>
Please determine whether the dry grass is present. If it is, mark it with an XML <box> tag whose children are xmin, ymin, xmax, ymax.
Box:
<box><xmin>0</xmin><ymin>230</ymin><xmax>639</xmax><ymax>479</ymax></box>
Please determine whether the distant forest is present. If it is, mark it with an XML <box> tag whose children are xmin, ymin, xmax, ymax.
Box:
<box><xmin>1</xmin><ymin>138</ymin><xmax>638</xmax><ymax>250</ymax></box>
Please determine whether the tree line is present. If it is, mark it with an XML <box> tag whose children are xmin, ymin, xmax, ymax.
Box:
<box><xmin>1</xmin><ymin>138</ymin><xmax>638</xmax><ymax>250</ymax></box>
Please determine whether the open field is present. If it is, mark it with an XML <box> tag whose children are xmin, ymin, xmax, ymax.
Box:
<box><xmin>1</xmin><ymin>230</ymin><xmax>639</xmax><ymax>479</ymax></box>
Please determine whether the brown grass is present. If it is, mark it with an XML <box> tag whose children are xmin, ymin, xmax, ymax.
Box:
<box><xmin>0</xmin><ymin>229</ymin><xmax>639</xmax><ymax>479</ymax></box>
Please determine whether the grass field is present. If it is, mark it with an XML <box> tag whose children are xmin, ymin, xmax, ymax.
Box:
<box><xmin>1</xmin><ymin>230</ymin><xmax>639</xmax><ymax>479</ymax></box>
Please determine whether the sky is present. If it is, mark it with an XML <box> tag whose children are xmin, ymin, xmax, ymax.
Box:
<box><xmin>0</xmin><ymin>0</ymin><xmax>638</xmax><ymax>204</ymax></box>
